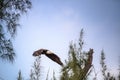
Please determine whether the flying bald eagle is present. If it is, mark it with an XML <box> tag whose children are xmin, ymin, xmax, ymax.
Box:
<box><xmin>33</xmin><ymin>49</ymin><xmax>63</xmax><ymax>66</ymax></box>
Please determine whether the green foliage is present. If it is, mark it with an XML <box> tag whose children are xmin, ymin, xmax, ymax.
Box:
<box><xmin>17</xmin><ymin>70</ymin><xmax>23</xmax><ymax>80</ymax></box>
<box><xmin>100</xmin><ymin>49</ymin><xmax>107</xmax><ymax>79</ymax></box>
<box><xmin>30</xmin><ymin>56</ymin><xmax>41</xmax><ymax>80</ymax></box>
<box><xmin>0</xmin><ymin>0</ymin><xmax>32</xmax><ymax>62</ymax></box>
<box><xmin>0</xmin><ymin>0</ymin><xmax>32</xmax><ymax>37</ymax></box>
<box><xmin>100</xmin><ymin>50</ymin><xmax>119</xmax><ymax>80</ymax></box>
<box><xmin>60</xmin><ymin>29</ymin><xmax>94</xmax><ymax>80</ymax></box>
<box><xmin>0</xmin><ymin>24</ymin><xmax>15</xmax><ymax>63</ymax></box>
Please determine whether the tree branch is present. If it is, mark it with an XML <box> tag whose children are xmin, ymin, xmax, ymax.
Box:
<box><xmin>80</xmin><ymin>48</ymin><xmax>94</xmax><ymax>80</ymax></box>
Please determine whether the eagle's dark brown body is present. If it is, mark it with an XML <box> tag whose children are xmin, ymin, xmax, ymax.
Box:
<box><xmin>33</xmin><ymin>49</ymin><xmax>63</xmax><ymax>66</ymax></box>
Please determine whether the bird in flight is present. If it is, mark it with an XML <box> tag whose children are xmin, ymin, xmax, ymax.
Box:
<box><xmin>33</xmin><ymin>49</ymin><xmax>63</xmax><ymax>66</ymax></box>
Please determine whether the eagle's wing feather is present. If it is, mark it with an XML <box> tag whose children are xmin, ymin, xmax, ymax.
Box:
<box><xmin>45</xmin><ymin>53</ymin><xmax>63</xmax><ymax>66</ymax></box>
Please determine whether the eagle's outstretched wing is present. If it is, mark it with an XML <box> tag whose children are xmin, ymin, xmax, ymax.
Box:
<box><xmin>45</xmin><ymin>53</ymin><xmax>63</xmax><ymax>66</ymax></box>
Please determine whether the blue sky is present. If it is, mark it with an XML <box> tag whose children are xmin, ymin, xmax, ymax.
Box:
<box><xmin>0</xmin><ymin>0</ymin><xmax>120</xmax><ymax>80</ymax></box>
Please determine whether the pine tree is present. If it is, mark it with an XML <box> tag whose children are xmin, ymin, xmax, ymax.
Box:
<box><xmin>60</xmin><ymin>29</ymin><xmax>94</xmax><ymax>80</ymax></box>
<box><xmin>30</xmin><ymin>56</ymin><xmax>41</xmax><ymax>80</ymax></box>
<box><xmin>0</xmin><ymin>0</ymin><xmax>32</xmax><ymax>62</ymax></box>
<box><xmin>100</xmin><ymin>49</ymin><xmax>107</xmax><ymax>80</ymax></box>
<box><xmin>100</xmin><ymin>50</ymin><xmax>116</xmax><ymax>80</ymax></box>
<box><xmin>17</xmin><ymin>70</ymin><xmax>23</xmax><ymax>80</ymax></box>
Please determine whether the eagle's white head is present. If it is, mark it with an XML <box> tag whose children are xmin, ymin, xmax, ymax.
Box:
<box><xmin>46</xmin><ymin>50</ymin><xmax>53</xmax><ymax>54</ymax></box>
